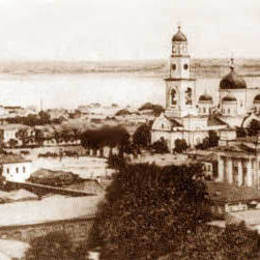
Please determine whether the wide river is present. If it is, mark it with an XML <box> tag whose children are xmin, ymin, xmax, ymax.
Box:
<box><xmin>0</xmin><ymin>73</ymin><xmax>259</xmax><ymax>109</ymax></box>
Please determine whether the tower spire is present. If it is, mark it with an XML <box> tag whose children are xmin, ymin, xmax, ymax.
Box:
<box><xmin>177</xmin><ymin>21</ymin><xmax>182</xmax><ymax>31</ymax></box>
<box><xmin>229</xmin><ymin>52</ymin><xmax>235</xmax><ymax>71</ymax></box>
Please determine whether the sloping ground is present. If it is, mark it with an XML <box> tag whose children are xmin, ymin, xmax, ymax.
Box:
<box><xmin>65</xmin><ymin>179</ymin><xmax>105</xmax><ymax>195</ymax></box>
<box><xmin>0</xmin><ymin>195</ymin><xmax>103</xmax><ymax>227</ymax></box>
<box><xmin>207</xmin><ymin>182</ymin><xmax>260</xmax><ymax>203</ymax></box>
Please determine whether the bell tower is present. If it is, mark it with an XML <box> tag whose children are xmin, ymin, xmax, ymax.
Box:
<box><xmin>165</xmin><ymin>26</ymin><xmax>197</xmax><ymax>118</ymax></box>
<box><xmin>170</xmin><ymin>26</ymin><xmax>190</xmax><ymax>79</ymax></box>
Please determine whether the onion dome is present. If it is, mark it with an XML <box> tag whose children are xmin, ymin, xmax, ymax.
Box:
<box><xmin>219</xmin><ymin>58</ymin><xmax>247</xmax><ymax>89</ymax></box>
<box><xmin>220</xmin><ymin>71</ymin><xmax>247</xmax><ymax>89</ymax></box>
<box><xmin>254</xmin><ymin>94</ymin><xmax>260</xmax><ymax>104</ymax></box>
<box><xmin>198</xmin><ymin>94</ymin><xmax>213</xmax><ymax>103</ymax></box>
<box><xmin>172</xmin><ymin>26</ymin><xmax>187</xmax><ymax>42</ymax></box>
<box><xmin>222</xmin><ymin>95</ymin><xmax>237</xmax><ymax>102</ymax></box>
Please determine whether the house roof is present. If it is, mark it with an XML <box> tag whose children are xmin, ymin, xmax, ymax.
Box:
<box><xmin>0</xmin><ymin>155</ymin><xmax>31</xmax><ymax>164</ymax></box>
<box><xmin>198</xmin><ymin>153</ymin><xmax>218</xmax><ymax>162</ymax></box>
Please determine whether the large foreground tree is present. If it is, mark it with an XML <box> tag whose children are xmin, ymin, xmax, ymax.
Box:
<box><xmin>87</xmin><ymin>163</ymin><xmax>209</xmax><ymax>259</ymax></box>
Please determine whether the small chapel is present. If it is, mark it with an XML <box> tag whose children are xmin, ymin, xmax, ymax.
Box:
<box><xmin>151</xmin><ymin>26</ymin><xmax>260</xmax><ymax>152</ymax></box>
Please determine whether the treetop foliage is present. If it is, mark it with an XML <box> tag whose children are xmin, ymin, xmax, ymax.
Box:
<box><xmin>138</xmin><ymin>102</ymin><xmax>165</xmax><ymax>116</ymax></box>
<box><xmin>87</xmin><ymin>163</ymin><xmax>209</xmax><ymax>259</ymax></box>
<box><xmin>80</xmin><ymin>126</ymin><xmax>130</xmax><ymax>150</ymax></box>
<box><xmin>132</xmin><ymin>123</ymin><xmax>151</xmax><ymax>148</ymax></box>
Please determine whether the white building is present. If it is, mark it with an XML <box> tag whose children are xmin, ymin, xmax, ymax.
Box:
<box><xmin>1</xmin><ymin>155</ymin><xmax>32</xmax><ymax>182</ymax></box>
<box><xmin>151</xmin><ymin>26</ymin><xmax>260</xmax><ymax>151</ymax></box>
<box><xmin>214</xmin><ymin>136</ymin><xmax>260</xmax><ymax>189</ymax></box>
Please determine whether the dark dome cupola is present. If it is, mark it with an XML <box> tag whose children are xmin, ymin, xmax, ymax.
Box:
<box><xmin>172</xmin><ymin>26</ymin><xmax>187</xmax><ymax>42</ymax></box>
<box><xmin>254</xmin><ymin>95</ymin><xmax>260</xmax><ymax>104</ymax></box>
<box><xmin>199</xmin><ymin>94</ymin><xmax>213</xmax><ymax>103</ymax></box>
<box><xmin>219</xmin><ymin>58</ymin><xmax>247</xmax><ymax>90</ymax></box>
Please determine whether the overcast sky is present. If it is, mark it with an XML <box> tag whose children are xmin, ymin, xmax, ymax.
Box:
<box><xmin>0</xmin><ymin>0</ymin><xmax>259</xmax><ymax>61</ymax></box>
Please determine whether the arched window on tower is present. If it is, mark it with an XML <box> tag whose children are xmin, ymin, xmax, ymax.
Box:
<box><xmin>170</xmin><ymin>89</ymin><xmax>177</xmax><ymax>106</ymax></box>
<box><xmin>185</xmin><ymin>88</ymin><xmax>192</xmax><ymax>105</ymax></box>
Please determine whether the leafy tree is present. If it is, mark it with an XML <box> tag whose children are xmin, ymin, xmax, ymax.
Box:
<box><xmin>236</xmin><ymin>127</ymin><xmax>247</xmax><ymax>138</ymax></box>
<box><xmin>174</xmin><ymin>138</ymin><xmax>188</xmax><ymax>153</ymax></box>
<box><xmin>164</xmin><ymin>222</ymin><xmax>260</xmax><ymax>260</ymax></box>
<box><xmin>87</xmin><ymin>163</ymin><xmax>209</xmax><ymax>259</ymax></box>
<box><xmin>248</xmin><ymin>119</ymin><xmax>260</xmax><ymax>136</ymax></box>
<box><xmin>81</xmin><ymin>126</ymin><xmax>130</xmax><ymax>156</ymax></box>
<box><xmin>195</xmin><ymin>131</ymin><xmax>219</xmax><ymax>150</ymax></box>
<box><xmin>39</xmin><ymin>110</ymin><xmax>51</xmax><ymax>123</ymax></box>
<box><xmin>25</xmin><ymin>231</ymin><xmax>77</xmax><ymax>260</ymax></box>
<box><xmin>34</xmin><ymin>128</ymin><xmax>45</xmax><ymax>146</ymax></box>
<box><xmin>151</xmin><ymin>137</ymin><xmax>169</xmax><ymax>153</ymax></box>
<box><xmin>8</xmin><ymin>138</ymin><xmax>18</xmax><ymax>148</ymax></box>
<box><xmin>15</xmin><ymin>128</ymin><xmax>32</xmax><ymax>146</ymax></box>
<box><xmin>115</xmin><ymin>109</ymin><xmax>131</xmax><ymax>116</ymax></box>
<box><xmin>133</xmin><ymin>123</ymin><xmax>151</xmax><ymax>148</ymax></box>
<box><xmin>107</xmin><ymin>153</ymin><xmax>126</xmax><ymax>170</ymax></box>
<box><xmin>208</xmin><ymin>130</ymin><xmax>219</xmax><ymax>147</ymax></box>
<box><xmin>138</xmin><ymin>102</ymin><xmax>164</xmax><ymax>116</ymax></box>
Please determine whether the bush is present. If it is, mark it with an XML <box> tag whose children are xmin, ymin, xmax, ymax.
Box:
<box><xmin>133</xmin><ymin>123</ymin><xmax>151</xmax><ymax>148</ymax></box>
<box><xmin>25</xmin><ymin>231</ymin><xmax>77</xmax><ymax>260</ymax></box>
<box><xmin>151</xmin><ymin>137</ymin><xmax>169</xmax><ymax>154</ymax></box>
<box><xmin>107</xmin><ymin>153</ymin><xmax>125</xmax><ymax>170</ymax></box>
<box><xmin>166</xmin><ymin>222</ymin><xmax>260</xmax><ymax>260</ymax></box>
<box><xmin>174</xmin><ymin>139</ymin><xmax>188</xmax><ymax>153</ymax></box>
<box><xmin>248</xmin><ymin>119</ymin><xmax>260</xmax><ymax>136</ymax></box>
<box><xmin>195</xmin><ymin>131</ymin><xmax>219</xmax><ymax>150</ymax></box>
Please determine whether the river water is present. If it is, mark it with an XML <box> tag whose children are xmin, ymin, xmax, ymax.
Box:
<box><xmin>0</xmin><ymin>73</ymin><xmax>259</xmax><ymax>109</ymax></box>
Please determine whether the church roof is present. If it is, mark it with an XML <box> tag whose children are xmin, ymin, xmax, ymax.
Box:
<box><xmin>166</xmin><ymin>117</ymin><xmax>183</xmax><ymax>128</ymax></box>
<box><xmin>222</xmin><ymin>95</ymin><xmax>237</xmax><ymax>102</ymax></box>
<box><xmin>219</xmin><ymin>70</ymin><xmax>247</xmax><ymax>90</ymax></box>
<box><xmin>207</xmin><ymin>116</ymin><xmax>228</xmax><ymax>126</ymax></box>
<box><xmin>254</xmin><ymin>94</ymin><xmax>260</xmax><ymax>103</ymax></box>
<box><xmin>199</xmin><ymin>94</ymin><xmax>213</xmax><ymax>103</ymax></box>
<box><xmin>172</xmin><ymin>26</ymin><xmax>187</xmax><ymax>42</ymax></box>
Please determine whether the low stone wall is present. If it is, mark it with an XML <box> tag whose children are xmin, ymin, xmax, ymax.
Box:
<box><xmin>5</xmin><ymin>181</ymin><xmax>96</xmax><ymax>197</ymax></box>
<box><xmin>0</xmin><ymin>217</ymin><xmax>95</xmax><ymax>246</ymax></box>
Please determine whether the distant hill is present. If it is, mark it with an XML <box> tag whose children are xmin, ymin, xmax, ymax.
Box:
<box><xmin>0</xmin><ymin>59</ymin><xmax>260</xmax><ymax>78</ymax></box>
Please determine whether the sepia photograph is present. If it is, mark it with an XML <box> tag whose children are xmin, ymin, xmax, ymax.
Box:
<box><xmin>0</xmin><ymin>0</ymin><xmax>259</xmax><ymax>259</ymax></box>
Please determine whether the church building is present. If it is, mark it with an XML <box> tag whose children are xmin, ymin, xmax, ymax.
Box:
<box><xmin>151</xmin><ymin>26</ymin><xmax>260</xmax><ymax>152</ymax></box>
